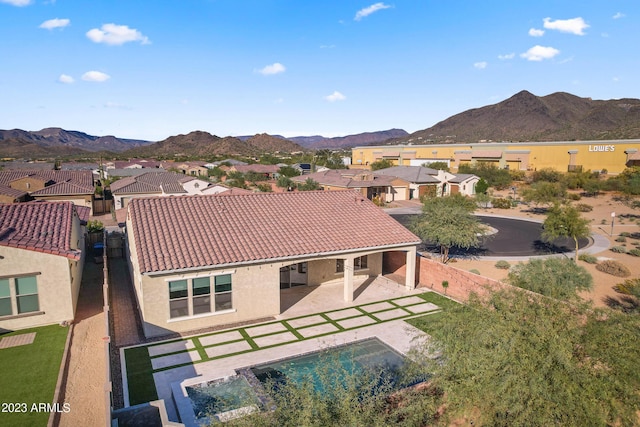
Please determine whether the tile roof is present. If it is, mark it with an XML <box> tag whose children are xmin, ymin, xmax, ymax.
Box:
<box><xmin>0</xmin><ymin>202</ymin><xmax>81</xmax><ymax>260</ymax></box>
<box><xmin>110</xmin><ymin>172</ymin><xmax>194</xmax><ymax>195</ymax></box>
<box><xmin>0</xmin><ymin>184</ymin><xmax>27</xmax><ymax>200</ymax></box>
<box><xmin>448</xmin><ymin>173</ymin><xmax>478</xmax><ymax>184</ymax></box>
<box><xmin>30</xmin><ymin>180</ymin><xmax>94</xmax><ymax>196</ymax></box>
<box><xmin>0</xmin><ymin>170</ymin><xmax>94</xmax><ymax>193</ymax></box>
<box><xmin>232</xmin><ymin>164</ymin><xmax>280</xmax><ymax>174</ymax></box>
<box><xmin>373</xmin><ymin>166</ymin><xmax>441</xmax><ymax>183</ymax></box>
<box><xmin>129</xmin><ymin>190</ymin><xmax>420</xmax><ymax>274</ymax></box>
<box><xmin>290</xmin><ymin>169</ymin><xmax>395</xmax><ymax>188</ymax></box>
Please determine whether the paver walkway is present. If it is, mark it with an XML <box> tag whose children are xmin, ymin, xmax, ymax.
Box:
<box><xmin>110</xmin><ymin>257</ymin><xmax>145</xmax><ymax>348</ymax></box>
<box><xmin>126</xmin><ymin>293</ymin><xmax>440</xmax><ymax>379</ymax></box>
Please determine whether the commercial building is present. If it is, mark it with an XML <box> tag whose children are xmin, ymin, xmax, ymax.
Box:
<box><xmin>352</xmin><ymin>139</ymin><xmax>640</xmax><ymax>174</ymax></box>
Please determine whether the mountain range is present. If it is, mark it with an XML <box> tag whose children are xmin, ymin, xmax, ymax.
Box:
<box><xmin>2</xmin><ymin>90</ymin><xmax>640</xmax><ymax>158</ymax></box>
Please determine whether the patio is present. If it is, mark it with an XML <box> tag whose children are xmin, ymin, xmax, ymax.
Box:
<box><xmin>120</xmin><ymin>278</ymin><xmax>445</xmax><ymax>424</ymax></box>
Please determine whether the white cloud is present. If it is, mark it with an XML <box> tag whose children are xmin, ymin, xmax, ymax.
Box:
<box><xmin>543</xmin><ymin>17</ymin><xmax>589</xmax><ymax>35</ymax></box>
<box><xmin>81</xmin><ymin>71</ymin><xmax>111</xmax><ymax>82</ymax></box>
<box><xmin>256</xmin><ymin>62</ymin><xmax>286</xmax><ymax>75</ymax></box>
<box><xmin>520</xmin><ymin>45</ymin><xmax>560</xmax><ymax>61</ymax></box>
<box><xmin>324</xmin><ymin>91</ymin><xmax>346</xmax><ymax>102</ymax></box>
<box><xmin>354</xmin><ymin>2</ymin><xmax>391</xmax><ymax>21</ymax></box>
<box><xmin>0</xmin><ymin>0</ymin><xmax>32</xmax><ymax>6</ymax></box>
<box><xmin>613</xmin><ymin>12</ymin><xmax>625</xmax><ymax>19</ymax></box>
<box><xmin>39</xmin><ymin>18</ymin><xmax>70</xmax><ymax>30</ymax></box>
<box><xmin>498</xmin><ymin>53</ymin><xmax>515</xmax><ymax>60</ymax></box>
<box><xmin>86</xmin><ymin>23</ymin><xmax>150</xmax><ymax>45</ymax></box>
<box><xmin>58</xmin><ymin>74</ymin><xmax>74</xmax><ymax>84</ymax></box>
<box><xmin>473</xmin><ymin>61</ymin><xmax>487</xmax><ymax>69</ymax></box>
<box><xmin>528</xmin><ymin>28</ymin><xmax>544</xmax><ymax>37</ymax></box>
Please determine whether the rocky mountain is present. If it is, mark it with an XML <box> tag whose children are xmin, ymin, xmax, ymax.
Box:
<box><xmin>289</xmin><ymin>129</ymin><xmax>409</xmax><ymax>149</ymax></box>
<box><xmin>123</xmin><ymin>131</ymin><xmax>305</xmax><ymax>157</ymax></box>
<box><xmin>396</xmin><ymin>91</ymin><xmax>640</xmax><ymax>144</ymax></box>
<box><xmin>0</xmin><ymin>127</ymin><xmax>154</xmax><ymax>158</ymax></box>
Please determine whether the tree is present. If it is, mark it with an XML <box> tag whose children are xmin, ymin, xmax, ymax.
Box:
<box><xmin>521</xmin><ymin>181</ymin><xmax>567</xmax><ymax>207</ymax></box>
<box><xmin>278</xmin><ymin>165</ymin><xmax>301</xmax><ymax>178</ymax></box>
<box><xmin>508</xmin><ymin>258</ymin><xmax>593</xmax><ymax>300</ymax></box>
<box><xmin>542</xmin><ymin>204</ymin><xmax>591</xmax><ymax>263</ymax></box>
<box><xmin>297</xmin><ymin>178</ymin><xmax>321</xmax><ymax>191</ymax></box>
<box><xmin>475</xmin><ymin>178</ymin><xmax>489</xmax><ymax>195</ymax></box>
<box><xmin>370</xmin><ymin>159</ymin><xmax>394</xmax><ymax>171</ymax></box>
<box><xmin>276</xmin><ymin>175</ymin><xmax>294</xmax><ymax>190</ymax></box>
<box><xmin>474</xmin><ymin>192</ymin><xmax>491</xmax><ymax>209</ymax></box>
<box><xmin>410</xmin><ymin>289</ymin><xmax>640</xmax><ymax>426</ymax></box>
<box><xmin>423</xmin><ymin>161</ymin><xmax>449</xmax><ymax>172</ymax></box>
<box><xmin>410</xmin><ymin>195</ymin><xmax>484</xmax><ymax>263</ymax></box>
<box><xmin>458</xmin><ymin>162</ymin><xmax>512</xmax><ymax>189</ymax></box>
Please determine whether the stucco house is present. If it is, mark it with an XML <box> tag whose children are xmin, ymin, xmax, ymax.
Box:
<box><xmin>110</xmin><ymin>172</ymin><xmax>211</xmax><ymax>209</ymax></box>
<box><xmin>0</xmin><ymin>202</ymin><xmax>85</xmax><ymax>332</ymax></box>
<box><xmin>125</xmin><ymin>190</ymin><xmax>420</xmax><ymax>338</ymax></box>
<box><xmin>290</xmin><ymin>169</ymin><xmax>406</xmax><ymax>202</ymax></box>
<box><xmin>373</xmin><ymin>166</ymin><xmax>479</xmax><ymax>198</ymax></box>
<box><xmin>0</xmin><ymin>170</ymin><xmax>95</xmax><ymax>213</ymax></box>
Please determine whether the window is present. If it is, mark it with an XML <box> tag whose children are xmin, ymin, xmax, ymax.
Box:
<box><xmin>168</xmin><ymin>275</ymin><xmax>232</xmax><ymax>319</ymax></box>
<box><xmin>0</xmin><ymin>279</ymin><xmax>11</xmax><ymax>316</ymax></box>
<box><xmin>0</xmin><ymin>275</ymin><xmax>40</xmax><ymax>317</ymax></box>
<box><xmin>214</xmin><ymin>275</ymin><xmax>232</xmax><ymax>311</ymax></box>
<box><xmin>336</xmin><ymin>256</ymin><xmax>368</xmax><ymax>273</ymax></box>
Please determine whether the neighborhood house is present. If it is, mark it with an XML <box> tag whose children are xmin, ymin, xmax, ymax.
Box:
<box><xmin>0</xmin><ymin>202</ymin><xmax>85</xmax><ymax>332</ymax></box>
<box><xmin>125</xmin><ymin>190</ymin><xmax>420</xmax><ymax>338</ymax></box>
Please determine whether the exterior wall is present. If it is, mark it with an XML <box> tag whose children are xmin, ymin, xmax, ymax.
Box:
<box><xmin>306</xmin><ymin>252</ymin><xmax>383</xmax><ymax>286</ymax></box>
<box><xmin>32</xmin><ymin>194</ymin><xmax>94</xmax><ymax>215</ymax></box>
<box><xmin>181</xmin><ymin>179</ymin><xmax>210</xmax><ymax>193</ymax></box>
<box><xmin>0</xmin><ymin>248</ymin><xmax>78</xmax><ymax>331</ymax></box>
<box><xmin>9</xmin><ymin>177</ymin><xmax>47</xmax><ymax>192</ymax></box>
<box><xmin>353</xmin><ymin>140</ymin><xmax>640</xmax><ymax>175</ymax></box>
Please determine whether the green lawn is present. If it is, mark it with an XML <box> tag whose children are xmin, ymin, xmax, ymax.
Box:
<box><xmin>405</xmin><ymin>292</ymin><xmax>461</xmax><ymax>333</ymax></box>
<box><xmin>0</xmin><ymin>324</ymin><xmax>69</xmax><ymax>427</ymax></box>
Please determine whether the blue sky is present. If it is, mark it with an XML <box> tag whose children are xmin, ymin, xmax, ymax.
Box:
<box><xmin>1</xmin><ymin>1</ymin><xmax>638</xmax><ymax>141</ymax></box>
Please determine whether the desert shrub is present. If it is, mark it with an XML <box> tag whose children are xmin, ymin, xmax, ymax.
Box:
<box><xmin>491</xmin><ymin>198</ymin><xmax>512</xmax><ymax>209</ymax></box>
<box><xmin>469</xmin><ymin>269</ymin><xmax>481</xmax><ymax>275</ymax></box>
<box><xmin>567</xmin><ymin>193</ymin><xmax>582</xmax><ymax>201</ymax></box>
<box><xmin>610</xmin><ymin>246</ymin><xmax>627</xmax><ymax>254</ymax></box>
<box><xmin>495</xmin><ymin>260</ymin><xmax>511</xmax><ymax>270</ymax></box>
<box><xmin>596</xmin><ymin>260</ymin><xmax>631</xmax><ymax>277</ymax></box>
<box><xmin>575</xmin><ymin>203</ymin><xmax>592</xmax><ymax>212</ymax></box>
<box><xmin>613</xmin><ymin>278</ymin><xmax>640</xmax><ymax>295</ymax></box>
<box><xmin>578</xmin><ymin>254</ymin><xmax>598</xmax><ymax>264</ymax></box>
<box><xmin>628</xmin><ymin>248</ymin><xmax>640</xmax><ymax>257</ymax></box>
<box><xmin>615</xmin><ymin>236</ymin><xmax>627</xmax><ymax>242</ymax></box>
<box><xmin>619</xmin><ymin>232</ymin><xmax>631</xmax><ymax>237</ymax></box>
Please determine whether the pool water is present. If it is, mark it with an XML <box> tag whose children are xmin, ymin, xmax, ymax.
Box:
<box><xmin>250</xmin><ymin>338</ymin><xmax>412</xmax><ymax>393</ymax></box>
<box><xmin>185</xmin><ymin>376</ymin><xmax>260</xmax><ymax>422</ymax></box>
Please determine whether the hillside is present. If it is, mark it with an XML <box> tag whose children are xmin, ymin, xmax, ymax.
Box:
<box><xmin>0</xmin><ymin>127</ymin><xmax>153</xmax><ymax>156</ymax></box>
<box><xmin>396</xmin><ymin>91</ymin><xmax>640</xmax><ymax>144</ymax></box>
<box><xmin>290</xmin><ymin>129</ymin><xmax>409</xmax><ymax>149</ymax></box>
<box><xmin>123</xmin><ymin>131</ymin><xmax>305</xmax><ymax>158</ymax></box>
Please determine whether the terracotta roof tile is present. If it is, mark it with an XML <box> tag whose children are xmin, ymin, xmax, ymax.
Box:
<box><xmin>0</xmin><ymin>184</ymin><xmax>27</xmax><ymax>199</ymax></box>
<box><xmin>0</xmin><ymin>201</ymin><xmax>81</xmax><ymax>260</ymax></box>
<box><xmin>291</xmin><ymin>170</ymin><xmax>395</xmax><ymax>188</ymax></box>
<box><xmin>129</xmin><ymin>190</ymin><xmax>420</xmax><ymax>274</ymax></box>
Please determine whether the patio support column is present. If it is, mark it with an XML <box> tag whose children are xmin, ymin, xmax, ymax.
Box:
<box><xmin>405</xmin><ymin>246</ymin><xmax>417</xmax><ymax>290</ymax></box>
<box><xmin>343</xmin><ymin>257</ymin><xmax>354</xmax><ymax>303</ymax></box>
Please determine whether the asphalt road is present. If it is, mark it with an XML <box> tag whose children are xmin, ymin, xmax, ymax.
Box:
<box><xmin>390</xmin><ymin>214</ymin><xmax>591</xmax><ymax>257</ymax></box>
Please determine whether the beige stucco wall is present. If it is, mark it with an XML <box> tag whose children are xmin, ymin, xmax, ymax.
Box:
<box><xmin>32</xmin><ymin>195</ymin><xmax>94</xmax><ymax>215</ymax></box>
<box><xmin>0</xmin><ymin>248</ymin><xmax>79</xmax><ymax>331</ymax></box>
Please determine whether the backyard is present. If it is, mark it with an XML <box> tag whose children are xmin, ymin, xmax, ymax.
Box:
<box><xmin>0</xmin><ymin>324</ymin><xmax>69</xmax><ymax>427</ymax></box>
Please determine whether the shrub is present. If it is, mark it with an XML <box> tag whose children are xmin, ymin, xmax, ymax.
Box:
<box><xmin>578</xmin><ymin>254</ymin><xmax>598</xmax><ymax>264</ymax></box>
<box><xmin>567</xmin><ymin>193</ymin><xmax>582</xmax><ymax>201</ymax></box>
<box><xmin>491</xmin><ymin>198</ymin><xmax>512</xmax><ymax>209</ymax></box>
<box><xmin>628</xmin><ymin>248</ymin><xmax>640</xmax><ymax>257</ymax></box>
<box><xmin>619</xmin><ymin>232</ymin><xmax>631</xmax><ymax>237</ymax></box>
<box><xmin>469</xmin><ymin>269</ymin><xmax>481</xmax><ymax>275</ymax></box>
<box><xmin>596</xmin><ymin>260</ymin><xmax>631</xmax><ymax>277</ymax></box>
<box><xmin>495</xmin><ymin>260</ymin><xmax>511</xmax><ymax>270</ymax></box>
<box><xmin>610</xmin><ymin>246</ymin><xmax>627</xmax><ymax>254</ymax></box>
<box><xmin>87</xmin><ymin>220</ymin><xmax>104</xmax><ymax>233</ymax></box>
<box><xmin>615</xmin><ymin>236</ymin><xmax>627</xmax><ymax>242</ymax></box>
<box><xmin>575</xmin><ymin>203</ymin><xmax>592</xmax><ymax>212</ymax></box>
<box><xmin>614</xmin><ymin>278</ymin><xmax>640</xmax><ymax>295</ymax></box>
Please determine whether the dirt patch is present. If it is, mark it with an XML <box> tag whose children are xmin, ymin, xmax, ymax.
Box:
<box><xmin>452</xmin><ymin>191</ymin><xmax>640</xmax><ymax>307</ymax></box>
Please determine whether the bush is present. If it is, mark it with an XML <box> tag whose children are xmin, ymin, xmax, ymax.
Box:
<box><xmin>615</xmin><ymin>236</ymin><xmax>627</xmax><ymax>242</ymax></box>
<box><xmin>87</xmin><ymin>220</ymin><xmax>104</xmax><ymax>233</ymax></box>
<box><xmin>575</xmin><ymin>203</ymin><xmax>592</xmax><ymax>212</ymax></box>
<box><xmin>610</xmin><ymin>246</ymin><xmax>627</xmax><ymax>254</ymax></box>
<box><xmin>628</xmin><ymin>248</ymin><xmax>640</xmax><ymax>257</ymax></box>
<box><xmin>613</xmin><ymin>278</ymin><xmax>640</xmax><ymax>295</ymax></box>
<box><xmin>469</xmin><ymin>269</ymin><xmax>481</xmax><ymax>275</ymax></box>
<box><xmin>596</xmin><ymin>260</ymin><xmax>631</xmax><ymax>277</ymax></box>
<box><xmin>491</xmin><ymin>198</ymin><xmax>512</xmax><ymax>209</ymax></box>
<box><xmin>578</xmin><ymin>254</ymin><xmax>598</xmax><ymax>264</ymax></box>
<box><xmin>495</xmin><ymin>260</ymin><xmax>511</xmax><ymax>270</ymax></box>
<box><xmin>567</xmin><ymin>193</ymin><xmax>582</xmax><ymax>201</ymax></box>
